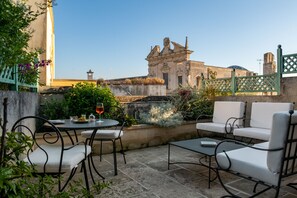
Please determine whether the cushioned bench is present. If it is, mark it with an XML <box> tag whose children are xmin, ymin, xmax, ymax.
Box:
<box><xmin>196</xmin><ymin>101</ymin><xmax>246</xmax><ymax>136</ymax></box>
<box><xmin>233</xmin><ymin>102</ymin><xmax>293</xmax><ymax>141</ymax></box>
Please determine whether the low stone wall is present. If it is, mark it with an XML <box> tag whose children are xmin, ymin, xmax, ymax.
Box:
<box><xmin>112</xmin><ymin>121</ymin><xmax>197</xmax><ymax>152</ymax></box>
<box><xmin>109</xmin><ymin>84</ymin><xmax>166</xmax><ymax>96</ymax></box>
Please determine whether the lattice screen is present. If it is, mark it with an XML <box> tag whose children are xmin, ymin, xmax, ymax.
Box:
<box><xmin>283</xmin><ymin>54</ymin><xmax>297</xmax><ymax>74</ymax></box>
<box><xmin>236</xmin><ymin>74</ymin><xmax>278</xmax><ymax>92</ymax></box>
<box><xmin>204</xmin><ymin>78</ymin><xmax>231</xmax><ymax>92</ymax></box>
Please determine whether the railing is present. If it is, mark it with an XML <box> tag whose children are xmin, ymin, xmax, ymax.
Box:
<box><xmin>0</xmin><ymin>65</ymin><xmax>37</xmax><ymax>92</ymax></box>
<box><xmin>202</xmin><ymin>45</ymin><xmax>296</xmax><ymax>95</ymax></box>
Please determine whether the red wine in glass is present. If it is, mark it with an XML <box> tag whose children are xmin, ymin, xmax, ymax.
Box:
<box><xmin>96</xmin><ymin>103</ymin><xmax>104</xmax><ymax>122</ymax></box>
<box><xmin>96</xmin><ymin>107</ymin><xmax>104</xmax><ymax>115</ymax></box>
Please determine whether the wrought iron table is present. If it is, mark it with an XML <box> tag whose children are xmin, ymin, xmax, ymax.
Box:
<box><xmin>53</xmin><ymin>119</ymin><xmax>119</xmax><ymax>181</ymax></box>
<box><xmin>168</xmin><ymin>137</ymin><xmax>243</xmax><ymax>188</ymax></box>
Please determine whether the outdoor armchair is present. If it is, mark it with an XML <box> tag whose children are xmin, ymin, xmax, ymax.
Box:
<box><xmin>11</xmin><ymin>116</ymin><xmax>91</xmax><ymax>192</ymax></box>
<box><xmin>233</xmin><ymin>102</ymin><xmax>294</xmax><ymax>141</ymax></box>
<box><xmin>196</xmin><ymin>101</ymin><xmax>246</xmax><ymax>137</ymax></box>
<box><xmin>215</xmin><ymin>110</ymin><xmax>297</xmax><ymax>197</ymax></box>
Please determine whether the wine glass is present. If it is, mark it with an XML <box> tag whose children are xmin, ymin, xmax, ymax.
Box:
<box><xmin>96</xmin><ymin>102</ymin><xmax>104</xmax><ymax>122</ymax></box>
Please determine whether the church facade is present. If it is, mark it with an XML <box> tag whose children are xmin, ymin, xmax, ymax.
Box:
<box><xmin>146</xmin><ymin>37</ymin><xmax>254</xmax><ymax>93</ymax></box>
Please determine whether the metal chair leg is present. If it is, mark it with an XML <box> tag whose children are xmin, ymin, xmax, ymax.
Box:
<box><xmin>119</xmin><ymin>137</ymin><xmax>126</xmax><ymax>164</ymax></box>
<box><xmin>112</xmin><ymin>140</ymin><xmax>118</xmax><ymax>175</ymax></box>
<box><xmin>82</xmin><ymin>160</ymin><xmax>90</xmax><ymax>192</ymax></box>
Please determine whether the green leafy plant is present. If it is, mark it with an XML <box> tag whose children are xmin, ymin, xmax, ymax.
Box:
<box><xmin>0</xmin><ymin>0</ymin><xmax>55</xmax><ymax>89</ymax></box>
<box><xmin>0</xmin><ymin>0</ymin><xmax>52</xmax><ymax>69</ymax></box>
<box><xmin>139</xmin><ymin>103</ymin><xmax>183</xmax><ymax>127</ymax></box>
<box><xmin>18</xmin><ymin>60</ymin><xmax>51</xmax><ymax>85</ymax></box>
<box><xmin>171</xmin><ymin>86</ymin><xmax>214</xmax><ymax>120</ymax></box>
<box><xmin>40</xmin><ymin>82</ymin><xmax>137</xmax><ymax>126</ymax></box>
<box><xmin>40</xmin><ymin>98</ymin><xmax>70</xmax><ymax>119</ymax></box>
<box><xmin>64</xmin><ymin>82</ymin><xmax>120</xmax><ymax>117</ymax></box>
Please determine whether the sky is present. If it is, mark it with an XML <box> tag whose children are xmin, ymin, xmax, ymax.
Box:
<box><xmin>53</xmin><ymin>0</ymin><xmax>297</xmax><ymax>80</ymax></box>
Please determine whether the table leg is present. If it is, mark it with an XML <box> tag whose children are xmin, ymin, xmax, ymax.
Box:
<box><xmin>168</xmin><ymin>144</ymin><xmax>171</xmax><ymax>170</ymax></box>
<box><xmin>64</xmin><ymin>129</ymin><xmax>74</xmax><ymax>144</ymax></box>
<box><xmin>73</xmin><ymin>129</ymin><xmax>78</xmax><ymax>142</ymax></box>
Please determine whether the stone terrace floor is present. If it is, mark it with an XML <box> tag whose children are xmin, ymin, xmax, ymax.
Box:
<box><xmin>84</xmin><ymin>144</ymin><xmax>297</xmax><ymax>198</ymax></box>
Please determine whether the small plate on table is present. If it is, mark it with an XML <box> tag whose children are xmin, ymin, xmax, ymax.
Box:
<box><xmin>72</xmin><ymin>119</ymin><xmax>89</xmax><ymax>123</ymax></box>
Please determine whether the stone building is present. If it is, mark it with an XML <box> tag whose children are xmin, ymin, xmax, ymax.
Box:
<box><xmin>146</xmin><ymin>37</ymin><xmax>254</xmax><ymax>93</ymax></box>
<box><xmin>263</xmin><ymin>52</ymin><xmax>277</xmax><ymax>75</ymax></box>
<box><xmin>27</xmin><ymin>0</ymin><xmax>55</xmax><ymax>86</ymax></box>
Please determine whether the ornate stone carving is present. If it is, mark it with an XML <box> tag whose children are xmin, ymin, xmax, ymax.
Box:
<box><xmin>176</xmin><ymin>68</ymin><xmax>183</xmax><ymax>76</ymax></box>
<box><xmin>161</xmin><ymin>63</ymin><xmax>170</xmax><ymax>72</ymax></box>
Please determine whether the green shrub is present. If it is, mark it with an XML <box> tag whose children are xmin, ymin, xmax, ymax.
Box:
<box><xmin>40</xmin><ymin>99</ymin><xmax>69</xmax><ymax>119</ymax></box>
<box><xmin>64</xmin><ymin>82</ymin><xmax>119</xmax><ymax>117</ymax></box>
<box><xmin>40</xmin><ymin>83</ymin><xmax>137</xmax><ymax>126</ymax></box>
<box><xmin>171</xmin><ymin>86</ymin><xmax>214</xmax><ymax>120</ymax></box>
<box><xmin>139</xmin><ymin>103</ymin><xmax>183</xmax><ymax>127</ymax></box>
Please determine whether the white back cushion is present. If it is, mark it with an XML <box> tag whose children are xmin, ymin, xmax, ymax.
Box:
<box><xmin>212</xmin><ymin>101</ymin><xmax>245</xmax><ymax>125</ymax></box>
<box><xmin>250</xmin><ymin>102</ymin><xmax>293</xmax><ymax>129</ymax></box>
<box><xmin>267</xmin><ymin>111</ymin><xmax>297</xmax><ymax>173</ymax></box>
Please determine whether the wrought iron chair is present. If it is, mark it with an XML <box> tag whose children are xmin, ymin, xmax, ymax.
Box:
<box><xmin>196</xmin><ymin>101</ymin><xmax>246</xmax><ymax>137</ymax></box>
<box><xmin>81</xmin><ymin>105</ymin><xmax>127</xmax><ymax>176</ymax></box>
<box><xmin>11</xmin><ymin>116</ymin><xmax>91</xmax><ymax>192</ymax></box>
<box><xmin>215</xmin><ymin>110</ymin><xmax>297</xmax><ymax>197</ymax></box>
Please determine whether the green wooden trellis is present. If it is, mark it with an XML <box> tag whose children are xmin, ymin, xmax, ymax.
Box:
<box><xmin>0</xmin><ymin>65</ymin><xmax>38</xmax><ymax>92</ymax></box>
<box><xmin>202</xmin><ymin>45</ymin><xmax>296</xmax><ymax>96</ymax></box>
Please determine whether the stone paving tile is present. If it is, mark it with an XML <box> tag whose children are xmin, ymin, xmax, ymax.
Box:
<box><xmin>88</xmin><ymin>144</ymin><xmax>297</xmax><ymax>197</ymax></box>
<box><xmin>129</xmin><ymin>192</ymin><xmax>160</xmax><ymax>198</ymax></box>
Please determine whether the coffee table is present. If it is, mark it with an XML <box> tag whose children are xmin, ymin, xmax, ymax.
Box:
<box><xmin>168</xmin><ymin>137</ymin><xmax>243</xmax><ymax>188</ymax></box>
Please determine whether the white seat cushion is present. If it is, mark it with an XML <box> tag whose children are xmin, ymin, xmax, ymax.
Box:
<box><xmin>233</xmin><ymin>102</ymin><xmax>293</xmax><ymax>141</ymax></box>
<box><xmin>233</xmin><ymin>127</ymin><xmax>271</xmax><ymax>141</ymax></box>
<box><xmin>196</xmin><ymin>123</ymin><xmax>231</xmax><ymax>134</ymax></box>
<box><xmin>81</xmin><ymin>130</ymin><xmax>124</xmax><ymax>139</ymax></box>
<box><xmin>267</xmin><ymin>111</ymin><xmax>297</xmax><ymax>173</ymax></box>
<box><xmin>24</xmin><ymin>144</ymin><xmax>91</xmax><ymax>173</ymax></box>
<box><xmin>196</xmin><ymin>101</ymin><xmax>245</xmax><ymax>134</ymax></box>
<box><xmin>216</xmin><ymin>145</ymin><xmax>279</xmax><ymax>186</ymax></box>
<box><xmin>250</xmin><ymin>102</ymin><xmax>293</xmax><ymax>129</ymax></box>
<box><xmin>212</xmin><ymin>101</ymin><xmax>245</xmax><ymax>126</ymax></box>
